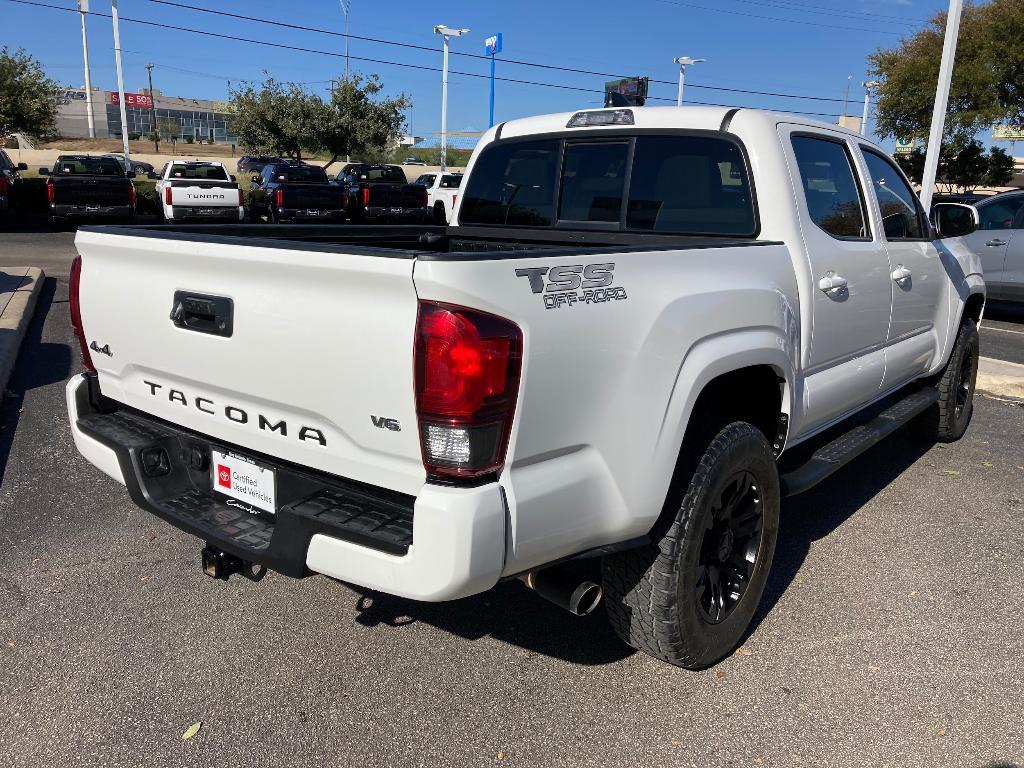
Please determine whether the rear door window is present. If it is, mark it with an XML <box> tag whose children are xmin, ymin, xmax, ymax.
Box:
<box><xmin>558</xmin><ymin>142</ymin><xmax>628</xmax><ymax>222</ymax></box>
<box><xmin>626</xmin><ymin>136</ymin><xmax>755</xmax><ymax>235</ymax></box>
<box><xmin>459</xmin><ymin>139</ymin><xmax>560</xmax><ymax>226</ymax></box>
<box><xmin>790</xmin><ymin>136</ymin><xmax>868</xmax><ymax>239</ymax></box>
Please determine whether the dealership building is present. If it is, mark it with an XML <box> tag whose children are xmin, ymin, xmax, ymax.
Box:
<box><xmin>57</xmin><ymin>87</ymin><xmax>238</xmax><ymax>144</ymax></box>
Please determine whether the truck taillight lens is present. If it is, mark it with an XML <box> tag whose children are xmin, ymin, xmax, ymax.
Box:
<box><xmin>164</xmin><ymin>185</ymin><xmax>172</xmax><ymax>205</ymax></box>
<box><xmin>362</xmin><ymin>187</ymin><xmax>371</xmax><ymax>207</ymax></box>
<box><xmin>422</xmin><ymin>188</ymin><xmax>429</xmax><ymax>208</ymax></box>
<box><xmin>238</xmin><ymin>187</ymin><xmax>245</xmax><ymax>206</ymax></box>
<box><xmin>452</xmin><ymin>194</ymin><xmax>457</xmax><ymax>209</ymax></box>
<box><xmin>69</xmin><ymin>256</ymin><xmax>95</xmax><ymax>372</ymax></box>
<box><xmin>275</xmin><ymin>189</ymin><xmax>283</xmax><ymax>208</ymax></box>
<box><xmin>0</xmin><ymin>176</ymin><xmax>8</xmax><ymax>196</ymax></box>
<box><xmin>128</xmin><ymin>182</ymin><xmax>136</xmax><ymax>207</ymax></box>
<box><xmin>415</xmin><ymin>301</ymin><xmax>522</xmax><ymax>480</ymax></box>
<box><xmin>47</xmin><ymin>181</ymin><xmax>55</xmax><ymax>203</ymax></box>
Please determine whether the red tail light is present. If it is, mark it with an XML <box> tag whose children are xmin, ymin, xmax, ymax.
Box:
<box><xmin>0</xmin><ymin>176</ymin><xmax>8</xmax><ymax>196</ymax></box>
<box><xmin>275</xmin><ymin>189</ymin><xmax>283</xmax><ymax>208</ymax></box>
<box><xmin>238</xmin><ymin>186</ymin><xmax>245</xmax><ymax>207</ymax></box>
<box><xmin>422</xmin><ymin>187</ymin><xmax>429</xmax><ymax>208</ymax></box>
<box><xmin>69</xmin><ymin>256</ymin><xmax>96</xmax><ymax>372</ymax></box>
<box><xmin>362</xmin><ymin>187</ymin><xmax>371</xmax><ymax>207</ymax></box>
<box><xmin>47</xmin><ymin>180</ymin><xmax>55</xmax><ymax>204</ymax></box>
<box><xmin>128</xmin><ymin>182</ymin><xmax>136</xmax><ymax>207</ymax></box>
<box><xmin>164</xmin><ymin>185</ymin><xmax>172</xmax><ymax>206</ymax></box>
<box><xmin>414</xmin><ymin>301</ymin><xmax>522</xmax><ymax>480</ymax></box>
<box><xmin>452</xmin><ymin>194</ymin><xmax>457</xmax><ymax>209</ymax></box>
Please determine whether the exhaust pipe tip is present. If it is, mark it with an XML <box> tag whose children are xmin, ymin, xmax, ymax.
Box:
<box><xmin>520</xmin><ymin>567</ymin><xmax>603</xmax><ymax>616</ymax></box>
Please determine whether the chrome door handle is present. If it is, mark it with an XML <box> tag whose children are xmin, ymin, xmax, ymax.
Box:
<box><xmin>891</xmin><ymin>265</ymin><xmax>912</xmax><ymax>283</ymax></box>
<box><xmin>818</xmin><ymin>274</ymin><xmax>848</xmax><ymax>293</ymax></box>
<box><xmin>986</xmin><ymin>239</ymin><xmax>1008</xmax><ymax>247</ymax></box>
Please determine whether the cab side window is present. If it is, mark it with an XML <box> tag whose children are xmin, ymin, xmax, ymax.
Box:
<box><xmin>978</xmin><ymin>196</ymin><xmax>1024</xmax><ymax>230</ymax></box>
<box><xmin>790</xmin><ymin>136</ymin><xmax>868</xmax><ymax>239</ymax></box>
<box><xmin>861</xmin><ymin>149</ymin><xmax>926</xmax><ymax>239</ymax></box>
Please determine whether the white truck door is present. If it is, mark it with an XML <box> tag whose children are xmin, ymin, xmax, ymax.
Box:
<box><xmin>783</xmin><ymin>129</ymin><xmax>892</xmax><ymax>429</ymax></box>
<box><xmin>858</xmin><ymin>147</ymin><xmax>945</xmax><ymax>388</ymax></box>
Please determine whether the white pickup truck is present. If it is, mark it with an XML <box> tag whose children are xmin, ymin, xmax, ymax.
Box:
<box><xmin>420</xmin><ymin>171</ymin><xmax>463</xmax><ymax>224</ymax></box>
<box><xmin>152</xmin><ymin>160</ymin><xmax>244</xmax><ymax>222</ymax></box>
<box><xmin>66</xmin><ymin>106</ymin><xmax>985</xmax><ymax>668</ymax></box>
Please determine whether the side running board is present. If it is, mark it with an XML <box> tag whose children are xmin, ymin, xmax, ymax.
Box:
<box><xmin>780</xmin><ymin>388</ymin><xmax>938</xmax><ymax>497</ymax></box>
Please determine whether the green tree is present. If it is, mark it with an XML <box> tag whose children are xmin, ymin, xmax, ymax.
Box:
<box><xmin>315</xmin><ymin>75</ymin><xmax>411</xmax><ymax>169</ymax></box>
<box><xmin>0</xmin><ymin>47</ymin><xmax>62</xmax><ymax>141</ymax></box>
<box><xmin>983</xmin><ymin>146</ymin><xmax>1015</xmax><ymax>188</ymax></box>
<box><xmin>868</xmin><ymin>0</ymin><xmax>1024</xmax><ymax>143</ymax></box>
<box><xmin>229</xmin><ymin>77</ymin><xmax>325</xmax><ymax>160</ymax></box>
<box><xmin>896</xmin><ymin>140</ymin><xmax>1016</xmax><ymax>193</ymax></box>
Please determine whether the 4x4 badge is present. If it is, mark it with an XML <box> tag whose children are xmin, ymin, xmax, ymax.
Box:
<box><xmin>89</xmin><ymin>341</ymin><xmax>113</xmax><ymax>357</ymax></box>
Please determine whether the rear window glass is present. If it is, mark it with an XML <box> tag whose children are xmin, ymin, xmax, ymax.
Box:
<box><xmin>169</xmin><ymin>163</ymin><xmax>229</xmax><ymax>180</ymax></box>
<box><xmin>626</xmin><ymin>136</ymin><xmax>755</xmax><ymax>235</ymax></box>
<box><xmin>56</xmin><ymin>157</ymin><xmax>124</xmax><ymax>176</ymax></box>
<box><xmin>791</xmin><ymin>136</ymin><xmax>867</xmax><ymax>239</ymax></box>
<box><xmin>459</xmin><ymin>139</ymin><xmax>560</xmax><ymax>226</ymax></box>
<box><xmin>440</xmin><ymin>174</ymin><xmax>463</xmax><ymax>188</ymax></box>
<box><xmin>559</xmin><ymin>142</ymin><xmax>628</xmax><ymax>222</ymax></box>
<box><xmin>272</xmin><ymin>165</ymin><xmax>328</xmax><ymax>183</ymax></box>
<box><xmin>364</xmin><ymin>167</ymin><xmax>406</xmax><ymax>182</ymax></box>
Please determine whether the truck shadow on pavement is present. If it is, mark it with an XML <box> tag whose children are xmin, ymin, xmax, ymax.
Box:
<box><xmin>0</xmin><ymin>277</ymin><xmax>72</xmax><ymax>485</ymax></box>
<box><xmin>345</xmin><ymin>427</ymin><xmax>937</xmax><ymax>667</ymax></box>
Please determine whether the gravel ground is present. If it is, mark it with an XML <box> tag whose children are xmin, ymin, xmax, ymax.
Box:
<box><xmin>0</xmin><ymin>234</ymin><xmax>1022</xmax><ymax>768</ymax></box>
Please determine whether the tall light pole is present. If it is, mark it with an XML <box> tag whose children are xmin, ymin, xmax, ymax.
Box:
<box><xmin>434</xmin><ymin>24</ymin><xmax>469</xmax><ymax>171</ymax></box>
<box><xmin>111</xmin><ymin>0</ymin><xmax>131</xmax><ymax>171</ymax></box>
<box><xmin>920</xmin><ymin>0</ymin><xmax>964</xmax><ymax>211</ymax></box>
<box><xmin>842</xmin><ymin>75</ymin><xmax>852</xmax><ymax>117</ymax></box>
<box><xmin>77</xmin><ymin>1</ymin><xmax>95</xmax><ymax>138</ymax></box>
<box><xmin>339</xmin><ymin>0</ymin><xmax>351</xmax><ymax>80</ymax></box>
<box><xmin>673</xmin><ymin>56</ymin><xmax>705</xmax><ymax>106</ymax></box>
<box><xmin>861</xmin><ymin>80</ymin><xmax>880</xmax><ymax>136</ymax></box>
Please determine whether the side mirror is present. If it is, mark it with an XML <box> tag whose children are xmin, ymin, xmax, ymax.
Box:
<box><xmin>230</xmin><ymin>174</ymin><xmax>236</xmax><ymax>182</ymax></box>
<box><xmin>147</xmin><ymin>171</ymin><xmax>160</xmax><ymax>180</ymax></box>
<box><xmin>16</xmin><ymin>162</ymin><xmax>27</xmax><ymax>171</ymax></box>
<box><xmin>38</xmin><ymin>167</ymin><xmax>51</xmax><ymax>176</ymax></box>
<box><xmin>933</xmin><ymin>203</ymin><xmax>978</xmax><ymax>238</ymax></box>
<box><xmin>251</xmin><ymin>174</ymin><xmax>260</xmax><ymax>183</ymax></box>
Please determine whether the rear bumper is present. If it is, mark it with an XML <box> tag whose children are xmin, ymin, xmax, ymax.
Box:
<box><xmin>51</xmin><ymin>204</ymin><xmax>132</xmax><ymax>219</ymax></box>
<box><xmin>278</xmin><ymin>207</ymin><xmax>346</xmax><ymax>223</ymax></box>
<box><xmin>66</xmin><ymin>374</ymin><xmax>505</xmax><ymax>600</ymax></box>
<box><xmin>167</xmin><ymin>206</ymin><xmax>244</xmax><ymax>222</ymax></box>
<box><xmin>364</xmin><ymin>206</ymin><xmax>430</xmax><ymax>223</ymax></box>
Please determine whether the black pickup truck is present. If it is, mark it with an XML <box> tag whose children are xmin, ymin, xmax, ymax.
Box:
<box><xmin>335</xmin><ymin>163</ymin><xmax>429</xmax><ymax>224</ymax></box>
<box><xmin>247</xmin><ymin>163</ymin><xmax>346</xmax><ymax>223</ymax></box>
<box><xmin>0</xmin><ymin>149</ymin><xmax>28</xmax><ymax>229</ymax></box>
<box><xmin>40</xmin><ymin>155</ymin><xmax>136</xmax><ymax>229</ymax></box>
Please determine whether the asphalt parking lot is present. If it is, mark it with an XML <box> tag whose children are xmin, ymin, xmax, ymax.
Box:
<box><xmin>1</xmin><ymin>233</ymin><xmax>1023</xmax><ymax>767</ymax></box>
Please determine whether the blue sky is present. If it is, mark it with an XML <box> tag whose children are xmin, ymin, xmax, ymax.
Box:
<box><xmin>2</xmin><ymin>0</ymin><xmax>973</xmax><ymax>147</ymax></box>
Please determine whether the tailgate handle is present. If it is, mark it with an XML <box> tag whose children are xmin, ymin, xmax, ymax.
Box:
<box><xmin>170</xmin><ymin>291</ymin><xmax>233</xmax><ymax>337</ymax></box>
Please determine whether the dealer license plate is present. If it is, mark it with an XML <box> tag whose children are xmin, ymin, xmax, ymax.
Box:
<box><xmin>211</xmin><ymin>448</ymin><xmax>277</xmax><ymax>515</ymax></box>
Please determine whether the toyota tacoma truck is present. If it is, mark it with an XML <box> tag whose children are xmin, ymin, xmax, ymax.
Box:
<box><xmin>152</xmin><ymin>160</ymin><xmax>244</xmax><ymax>223</ymax></box>
<box><xmin>66</xmin><ymin>106</ymin><xmax>985</xmax><ymax>668</ymax></box>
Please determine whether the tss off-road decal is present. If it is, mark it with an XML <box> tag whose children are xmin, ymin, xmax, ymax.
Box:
<box><xmin>515</xmin><ymin>263</ymin><xmax>628</xmax><ymax>309</ymax></box>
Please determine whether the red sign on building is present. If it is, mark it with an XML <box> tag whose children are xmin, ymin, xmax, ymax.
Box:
<box><xmin>108</xmin><ymin>92</ymin><xmax>154</xmax><ymax>109</ymax></box>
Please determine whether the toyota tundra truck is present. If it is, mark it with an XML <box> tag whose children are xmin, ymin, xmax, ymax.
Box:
<box><xmin>152</xmin><ymin>160</ymin><xmax>244</xmax><ymax>223</ymax></box>
<box><xmin>66</xmin><ymin>106</ymin><xmax>985</xmax><ymax>668</ymax></box>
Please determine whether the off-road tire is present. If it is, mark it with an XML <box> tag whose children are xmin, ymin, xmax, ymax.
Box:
<box><xmin>910</xmin><ymin>318</ymin><xmax>979</xmax><ymax>443</ymax></box>
<box><xmin>602</xmin><ymin>421</ymin><xmax>780</xmax><ymax>669</ymax></box>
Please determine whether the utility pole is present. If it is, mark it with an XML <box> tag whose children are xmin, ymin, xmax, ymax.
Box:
<box><xmin>673</xmin><ymin>56</ymin><xmax>705</xmax><ymax>106</ymax></box>
<box><xmin>340</xmin><ymin>0</ymin><xmax>351</xmax><ymax>80</ymax></box>
<box><xmin>920</xmin><ymin>0</ymin><xmax>963</xmax><ymax>211</ymax></box>
<box><xmin>842</xmin><ymin>75</ymin><xmax>852</xmax><ymax>117</ymax></box>
<box><xmin>146</xmin><ymin>63</ymin><xmax>159</xmax><ymax>154</ymax></box>
<box><xmin>434</xmin><ymin>24</ymin><xmax>469</xmax><ymax>172</ymax></box>
<box><xmin>77</xmin><ymin>1</ymin><xmax>95</xmax><ymax>138</ymax></box>
<box><xmin>861</xmin><ymin>80</ymin><xmax>880</xmax><ymax>136</ymax></box>
<box><xmin>111</xmin><ymin>0</ymin><xmax>131</xmax><ymax>171</ymax></box>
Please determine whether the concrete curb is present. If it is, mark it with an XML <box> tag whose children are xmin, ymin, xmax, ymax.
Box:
<box><xmin>976</xmin><ymin>356</ymin><xmax>1024</xmax><ymax>401</ymax></box>
<box><xmin>0</xmin><ymin>267</ymin><xmax>45</xmax><ymax>397</ymax></box>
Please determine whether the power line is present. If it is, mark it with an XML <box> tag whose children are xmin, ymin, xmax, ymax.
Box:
<box><xmin>139</xmin><ymin>0</ymin><xmax>853</xmax><ymax>104</ymax></box>
<box><xmin>718</xmin><ymin>0</ymin><xmax>924</xmax><ymax>26</ymax></box>
<box><xmin>652</xmin><ymin>0</ymin><xmax>906</xmax><ymax>35</ymax></box>
<box><xmin>6</xmin><ymin>0</ymin><xmax>848</xmax><ymax>119</ymax></box>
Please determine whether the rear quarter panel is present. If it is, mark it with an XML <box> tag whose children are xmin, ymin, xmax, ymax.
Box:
<box><xmin>413</xmin><ymin>242</ymin><xmax>799</xmax><ymax>575</ymax></box>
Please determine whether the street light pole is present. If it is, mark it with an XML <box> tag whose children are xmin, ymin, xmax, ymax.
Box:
<box><xmin>861</xmin><ymin>80</ymin><xmax>880</xmax><ymax>136</ymax></box>
<box><xmin>673</xmin><ymin>56</ymin><xmax>705</xmax><ymax>106</ymax></box>
<box><xmin>920</xmin><ymin>0</ymin><xmax>964</xmax><ymax>211</ymax></box>
<box><xmin>111</xmin><ymin>0</ymin><xmax>131</xmax><ymax>171</ymax></box>
<box><xmin>434</xmin><ymin>24</ymin><xmax>469</xmax><ymax>172</ymax></box>
<box><xmin>77</xmin><ymin>1</ymin><xmax>95</xmax><ymax>139</ymax></box>
<box><xmin>339</xmin><ymin>0</ymin><xmax>351</xmax><ymax>80</ymax></box>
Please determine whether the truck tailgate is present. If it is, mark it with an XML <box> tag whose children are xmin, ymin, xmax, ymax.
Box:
<box><xmin>169</xmin><ymin>182</ymin><xmax>240</xmax><ymax>208</ymax></box>
<box><xmin>74</xmin><ymin>229</ymin><xmax>425</xmax><ymax>495</ymax></box>
<box><xmin>282</xmin><ymin>184</ymin><xmax>344</xmax><ymax>209</ymax></box>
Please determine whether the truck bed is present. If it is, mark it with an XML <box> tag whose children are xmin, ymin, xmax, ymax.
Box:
<box><xmin>81</xmin><ymin>222</ymin><xmax>774</xmax><ymax>259</ymax></box>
